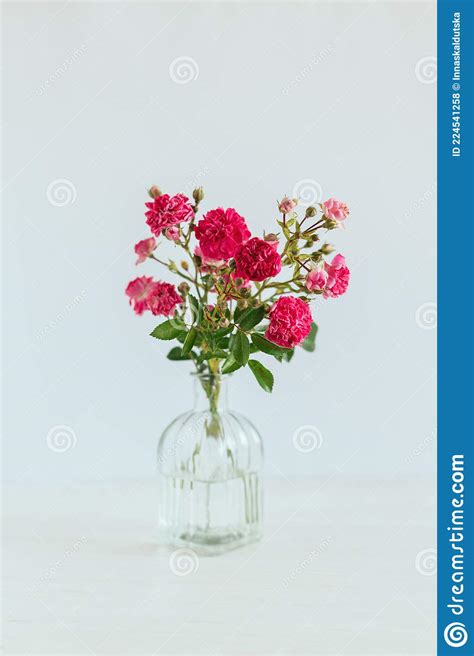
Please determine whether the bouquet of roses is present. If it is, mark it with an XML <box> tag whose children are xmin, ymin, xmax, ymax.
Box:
<box><xmin>126</xmin><ymin>185</ymin><xmax>350</xmax><ymax>395</ymax></box>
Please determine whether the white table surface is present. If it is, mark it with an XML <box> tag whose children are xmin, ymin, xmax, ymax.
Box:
<box><xmin>3</xmin><ymin>477</ymin><xmax>435</xmax><ymax>655</ymax></box>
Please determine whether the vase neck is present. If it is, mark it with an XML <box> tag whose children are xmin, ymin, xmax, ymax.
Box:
<box><xmin>193</xmin><ymin>374</ymin><xmax>228</xmax><ymax>412</ymax></box>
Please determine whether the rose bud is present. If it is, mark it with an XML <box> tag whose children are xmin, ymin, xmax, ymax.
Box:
<box><xmin>178</xmin><ymin>282</ymin><xmax>190</xmax><ymax>295</ymax></box>
<box><xmin>324</xmin><ymin>218</ymin><xmax>338</xmax><ymax>230</ymax></box>
<box><xmin>147</xmin><ymin>185</ymin><xmax>161</xmax><ymax>199</ymax></box>
<box><xmin>192</xmin><ymin>186</ymin><xmax>204</xmax><ymax>204</ymax></box>
<box><xmin>278</xmin><ymin>197</ymin><xmax>298</xmax><ymax>214</ymax></box>
<box><xmin>321</xmin><ymin>243</ymin><xmax>335</xmax><ymax>255</ymax></box>
<box><xmin>264</xmin><ymin>233</ymin><xmax>279</xmax><ymax>250</ymax></box>
<box><xmin>164</xmin><ymin>226</ymin><xmax>180</xmax><ymax>242</ymax></box>
<box><xmin>305</xmin><ymin>206</ymin><xmax>317</xmax><ymax>218</ymax></box>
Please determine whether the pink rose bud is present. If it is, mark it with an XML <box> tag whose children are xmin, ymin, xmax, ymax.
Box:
<box><xmin>134</xmin><ymin>237</ymin><xmax>157</xmax><ymax>265</ymax></box>
<box><xmin>264</xmin><ymin>233</ymin><xmax>279</xmax><ymax>250</ymax></box>
<box><xmin>148</xmin><ymin>185</ymin><xmax>161</xmax><ymax>199</ymax></box>
<box><xmin>164</xmin><ymin>226</ymin><xmax>180</xmax><ymax>242</ymax></box>
<box><xmin>322</xmin><ymin>198</ymin><xmax>349</xmax><ymax>222</ymax></box>
<box><xmin>305</xmin><ymin>267</ymin><xmax>328</xmax><ymax>292</ymax></box>
<box><xmin>278</xmin><ymin>197</ymin><xmax>298</xmax><ymax>214</ymax></box>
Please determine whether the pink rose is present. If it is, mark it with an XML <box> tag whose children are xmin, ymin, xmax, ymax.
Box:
<box><xmin>278</xmin><ymin>197</ymin><xmax>298</xmax><ymax>214</ymax></box>
<box><xmin>305</xmin><ymin>267</ymin><xmax>328</xmax><ymax>292</ymax></box>
<box><xmin>134</xmin><ymin>237</ymin><xmax>157</xmax><ymax>265</ymax></box>
<box><xmin>265</xmin><ymin>296</ymin><xmax>313</xmax><ymax>348</ymax></box>
<box><xmin>323</xmin><ymin>198</ymin><xmax>349</xmax><ymax>222</ymax></box>
<box><xmin>234</xmin><ymin>237</ymin><xmax>281</xmax><ymax>282</ymax></box>
<box><xmin>145</xmin><ymin>193</ymin><xmax>193</xmax><ymax>235</ymax></box>
<box><xmin>125</xmin><ymin>276</ymin><xmax>155</xmax><ymax>315</ymax></box>
<box><xmin>147</xmin><ymin>281</ymin><xmax>183</xmax><ymax>316</ymax></box>
<box><xmin>194</xmin><ymin>246</ymin><xmax>227</xmax><ymax>273</ymax></box>
<box><xmin>164</xmin><ymin>226</ymin><xmax>180</xmax><ymax>242</ymax></box>
<box><xmin>195</xmin><ymin>207</ymin><xmax>251</xmax><ymax>260</ymax></box>
<box><xmin>323</xmin><ymin>254</ymin><xmax>350</xmax><ymax>298</ymax></box>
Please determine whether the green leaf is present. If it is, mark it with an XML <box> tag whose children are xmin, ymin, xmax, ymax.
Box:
<box><xmin>238</xmin><ymin>305</ymin><xmax>265</xmax><ymax>331</ymax></box>
<box><xmin>150</xmin><ymin>319</ymin><xmax>185</xmax><ymax>340</ymax></box>
<box><xmin>182</xmin><ymin>327</ymin><xmax>198</xmax><ymax>355</ymax></box>
<box><xmin>221</xmin><ymin>353</ymin><xmax>242</xmax><ymax>374</ymax></box>
<box><xmin>233</xmin><ymin>305</ymin><xmax>244</xmax><ymax>323</ymax></box>
<box><xmin>301</xmin><ymin>322</ymin><xmax>318</xmax><ymax>352</ymax></box>
<box><xmin>251</xmin><ymin>333</ymin><xmax>291</xmax><ymax>362</ymax></box>
<box><xmin>232</xmin><ymin>331</ymin><xmax>250</xmax><ymax>365</ymax></box>
<box><xmin>188</xmin><ymin>294</ymin><xmax>202</xmax><ymax>325</ymax></box>
<box><xmin>248</xmin><ymin>359</ymin><xmax>274</xmax><ymax>393</ymax></box>
<box><xmin>214</xmin><ymin>325</ymin><xmax>234</xmax><ymax>338</ymax></box>
<box><xmin>282</xmin><ymin>348</ymin><xmax>295</xmax><ymax>362</ymax></box>
<box><xmin>167</xmin><ymin>347</ymin><xmax>192</xmax><ymax>361</ymax></box>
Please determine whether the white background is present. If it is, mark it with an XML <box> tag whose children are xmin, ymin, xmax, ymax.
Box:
<box><xmin>3</xmin><ymin>0</ymin><xmax>436</xmax><ymax>484</ymax></box>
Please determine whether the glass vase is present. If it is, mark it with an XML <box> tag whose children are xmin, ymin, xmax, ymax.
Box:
<box><xmin>157</xmin><ymin>373</ymin><xmax>264</xmax><ymax>555</ymax></box>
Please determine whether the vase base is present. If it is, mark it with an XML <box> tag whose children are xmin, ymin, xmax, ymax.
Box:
<box><xmin>158</xmin><ymin>472</ymin><xmax>263</xmax><ymax>555</ymax></box>
<box><xmin>165</xmin><ymin>528</ymin><xmax>263</xmax><ymax>556</ymax></box>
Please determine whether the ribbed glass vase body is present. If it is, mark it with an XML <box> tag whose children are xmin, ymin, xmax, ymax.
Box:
<box><xmin>157</xmin><ymin>374</ymin><xmax>263</xmax><ymax>555</ymax></box>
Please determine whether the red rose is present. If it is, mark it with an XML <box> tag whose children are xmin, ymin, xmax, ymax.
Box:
<box><xmin>234</xmin><ymin>237</ymin><xmax>281</xmax><ymax>282</ymax></box>
<box><xmin>145</xmin><ymin>193</ymin><xmax>193</xmax><ymax>235</ymax></box>
<box><xmin>265</xmin><ymin>296</ymin><xmax>313</xmax><ymax>348</ymax></box>
<box><xmin>195</xmin><ymin>207</ymin><xmax>251</xmax><ymax>260</ymax></box>
<box><xmin>147</xmin><ymin>281</ymin><xmax>182</xmax><ymax>316</ymax></box>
